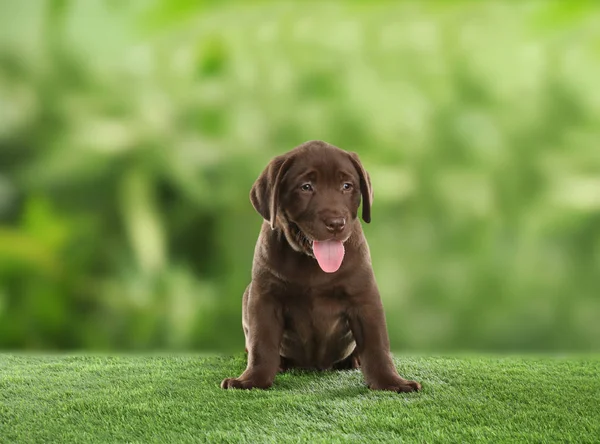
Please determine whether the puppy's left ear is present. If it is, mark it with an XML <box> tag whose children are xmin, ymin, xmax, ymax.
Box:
<box><xmin>348</xmin><ymin>152</ymin><xmax>373</xmax><ymax>223</ymax></box>
<box><xmin>250</xmin><ymin>154</ymin><xmax>294</xmax><ymax>229</ymax></box>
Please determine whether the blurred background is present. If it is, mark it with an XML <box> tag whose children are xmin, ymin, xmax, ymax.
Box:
<box><xmin>1</xmin><ymin>1</ymin><xmax>599</xmax><ymax>352</ymax></box>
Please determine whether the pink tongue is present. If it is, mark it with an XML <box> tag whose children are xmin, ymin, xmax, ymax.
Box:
<box><xmin>312</xmin><ymin>240</ymin><xmax>345</xmax><ymax>273</ymax></box>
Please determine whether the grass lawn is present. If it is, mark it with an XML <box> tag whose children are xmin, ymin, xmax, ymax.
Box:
<box><xmin>1</xmin><ymin>354</ymin><xmax>599</xmax><ymax>442</ymax></box>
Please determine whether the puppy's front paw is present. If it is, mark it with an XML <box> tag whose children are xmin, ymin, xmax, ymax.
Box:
<box><xmin>369</xmin><ymin>377</ymin><xmax>421</xmax><ymax>393</ymax></box>
<box><xmin>220</xmin><ymin>377</ymin><xmax>272</xmax><ymax>390</ymax></box>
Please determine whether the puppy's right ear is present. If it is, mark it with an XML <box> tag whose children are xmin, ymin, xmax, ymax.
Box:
<box><xmin>250</xmin><ymin>154</ymin><xmax>294</xmax><ymax>229</ymax></box>
<box><xmin>348</xmin><ymin>152</ymin><xmax>373</xmax><ymax>223</ymax></box>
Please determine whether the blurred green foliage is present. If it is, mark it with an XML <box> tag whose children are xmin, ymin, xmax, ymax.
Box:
<box><xmin>1</xmin><ymin>1</ymin><xmax>599</xmax><ymax>351</ymax></box>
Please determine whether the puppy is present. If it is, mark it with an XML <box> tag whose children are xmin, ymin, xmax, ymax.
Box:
<box><xmin>221</xmin><ymin>140</ymin><xmax>421</xmax><ymax>393</ymax></box>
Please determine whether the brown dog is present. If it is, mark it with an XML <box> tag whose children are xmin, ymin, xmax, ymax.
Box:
<box><xmin>221</xmin><ymin>140</ymin><xmax>421</xmax><ymax>393</ymax></box>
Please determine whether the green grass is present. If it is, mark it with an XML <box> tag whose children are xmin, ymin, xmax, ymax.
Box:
<box><xmin>1</xmin><ymin>354</ymin><xmax>599</xmax><ymax>442</ymax></box>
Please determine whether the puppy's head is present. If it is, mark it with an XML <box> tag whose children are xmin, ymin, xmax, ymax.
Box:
<box><xmin>250</xmin><ymin>140</ymin><xmax>373</xmax><ymax>273</ymax></box>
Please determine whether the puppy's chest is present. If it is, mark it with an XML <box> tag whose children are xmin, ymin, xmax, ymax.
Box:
<box><xmin>283</xmin><ymin>298</ymin><xmax>345</xmax><ymax>337</ymax></box>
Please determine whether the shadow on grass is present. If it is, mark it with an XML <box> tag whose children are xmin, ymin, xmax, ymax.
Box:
<box><xmin>273</xmin><ymin>368</ymin><xmax>373</xmax><ymax>398</ymax></box>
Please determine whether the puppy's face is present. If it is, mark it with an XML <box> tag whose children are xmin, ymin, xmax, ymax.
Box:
<box><xmin>280</xmin><ymin>151</ymin><xmax>360</xmax><ymax>246</ymax></box>
<box><xmin>250</xmin><ymin>141</ymin><xmax>372</xmax><ymax>273</ymax></box>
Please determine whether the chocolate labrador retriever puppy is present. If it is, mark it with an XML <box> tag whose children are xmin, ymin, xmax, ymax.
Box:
<box><xmin>221</xmin><ymin>140</ymin><xmax>421</xmax><ymax>393</ymax></box>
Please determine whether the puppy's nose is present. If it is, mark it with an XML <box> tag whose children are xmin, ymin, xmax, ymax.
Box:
<box><xmin>325</xmin><ymin>217</ymin><xmax>346</xmax><ymax>233</ymax></box>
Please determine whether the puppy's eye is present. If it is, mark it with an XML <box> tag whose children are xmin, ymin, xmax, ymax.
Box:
<box><xmin>300</xmin><ymin>183</ymin><xmax>313</xmax><ymax>192</ymax></box>
<box><xmin>342</xmin><ymin>183</ymin><xmax>353</xmax><ymax>191</ymax></box>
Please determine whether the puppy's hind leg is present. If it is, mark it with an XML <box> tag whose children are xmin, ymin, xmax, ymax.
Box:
<box><xmin>278</xmin><ymin>355</ymin><xmax>293</xmax><ymax>373</ymax></box>
<box><xmin>332</xmin><ymin>348</ymin><xmax>361</xmax><ymax>371</ymax></box>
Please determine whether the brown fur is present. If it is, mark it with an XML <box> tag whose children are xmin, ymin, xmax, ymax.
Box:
<box><xmin>221</xmin><ymin>140</ymin><xmax>421</xmax><ymax>393</ymax></box>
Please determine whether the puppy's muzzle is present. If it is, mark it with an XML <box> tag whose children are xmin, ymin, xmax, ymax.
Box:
<box><xmin>324</xmin><ymin>217</ymin><xmax>346</xmax><ymax>234</ymax></box>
